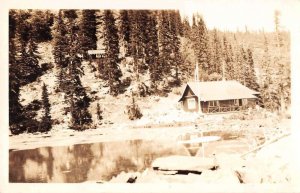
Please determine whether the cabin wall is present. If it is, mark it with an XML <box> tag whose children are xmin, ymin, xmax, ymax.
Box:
<box><xmin>182</xmin><ymin>96</ymin><xmax>199</xmax><ymax>112</ymax></box>
<box><xmin>219</xmin><ymin>100</ymin><xmax>234</xmax><ymax>107</ymax></box>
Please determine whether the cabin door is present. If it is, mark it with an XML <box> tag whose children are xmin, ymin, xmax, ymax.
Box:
<box><xmin>238</xmin><ymin>99</ymin><xmax>242</xmax><ymax>106</ymax></box>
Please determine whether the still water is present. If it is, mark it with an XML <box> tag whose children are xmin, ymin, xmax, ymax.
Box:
<box><xmin>9</xmin><ymin>140</ymin><xmax>189</xmax><ymax>183</ymax></box>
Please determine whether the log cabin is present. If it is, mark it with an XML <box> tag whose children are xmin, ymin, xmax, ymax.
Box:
<box><xmin>178</xmin><ymin>80</ymin><xmax>259</xmax><ymax>113</ymax></box>
<box><xmin>87</xmin><ymin>49</ymin><xmax>105</xmax><ymax>59</ymax></box>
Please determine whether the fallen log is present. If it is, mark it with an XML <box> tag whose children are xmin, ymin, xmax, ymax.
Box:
<box><xmin>152</xmin><ymin>155</ymin><xmax>216</xmax><ymax>174</ymax></box>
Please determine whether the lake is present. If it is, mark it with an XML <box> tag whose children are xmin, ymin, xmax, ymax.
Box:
<box><xmin>9</xmin><ymin>140</ymin><xmax>189</xmax><ymax>183</ymax></box>
<box><xmin>9</xmin><ymin>133</ymin><xmax>251</xmax><ymax>183</ymax></box>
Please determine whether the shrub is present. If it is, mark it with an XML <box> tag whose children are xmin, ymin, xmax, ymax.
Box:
<box><xmin>41</xmin><ymin>62</ymin><xmax>54</xmax><ymax>72</ymax></box>
<box><xmin>126</xmin><ymin>94</ymin><xmax>142</xmax><ymax>120</ymax></box>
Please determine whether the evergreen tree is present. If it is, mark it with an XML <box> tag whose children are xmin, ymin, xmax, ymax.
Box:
<box><xmin>182</xmin><ymin>16</ymin><xmax>191</xmax><ymax>38</ymax></box>
<box><xmin>9</xmin><ymin>10</ymin><xmax>17</xmax><ymax>40</ymax></box>
<box><xmin>223</xmin><ymin>36</ymin><xmax>235</xmax><ymax>80</ymax></box>
<box><xmin>239</xmin><ymin>47</ymin><xmax>247</xmax><ymax>85</ymax></box>
<box><xmin>119</xmin><ymin>10</ymin><xmax>131</xmax><ymax>57</ymax></box>
<box><xmin>146</xmin><ymin>11</ymin><xmax>160</xmax><ymax>89</ymax></box>
<box><xmin>245</xmin><ymin>48</ymin><xmax>260</xmax><ymax>91</ymax></box>
<box><xmin>191</xmin><ymin>16</ymin><xmax>210</xmax><ymax>76</ymax></box>
<box><xmin>79</xmin><ymin>10</ymin><xmax>98</xmax><ymax>59</ymax></box>
<box><xmin>168</xmin><ymin>10</ymin><xmax>182</xmax><ymax>85</ymax></box>
<box><xmin>9</xmin><ymin>33</ymin><xmax>25</xmax><ymax>134</ymax></box>
<box><xmin>260</xmin><ymin>36</ymin><xmax>276</xmax><ymax>110</ymax></box>
<box><xmin>60</xmin><ymin>9</ymin><xmax>93</xmax><ymax>130</ymax></box>
<box><xmin>96</xmin><ymin>103</ymin><xmax>103</xmax><ymax>121</ymax></box>
<box><xmin>30</xmin><ymin>10</ymin><xmax>54</xmax><ymax>42</ymax></box>
<box><xmin>210</xmin><ymin>29</ymin><xmax>223</xmax><ymax>75</ymax></box>
<box><xmin>69</xmin><ymin>90</ymin><xmax>92</xmax><ymax>131</ymax></box>
<box><xmin>180</xmin><ymin>37</ymin><xmax>196</xmax><ymax>82</ymax></box>
<box><xmin>274</xmin><ymin>10</ymin><xmax>283</xmax><ymax>47</ymax></box>
<box><xmin>126</xmin><ymin>93</ymin><xmax>142</xmax><ymax>120</ymax></box>
<box><xmin>174</xmin><ymin>10</ymin><xmax>183</xmax><ymax>36</ymax></box>
<box><xmin>52</xmin><ymin>10</ymin><xmax>68</xmax><ymax>68</ymax></box>
<box><xmin>273</xmin><ymin>10</ymin><xmax>290</xmax><ymax>113</ymax></box>
<box><xmin>14</xmin><ymin>10</ymin><xmax>42</xmax><ymax>86</ymax></box>
<box><xmin>52</xmin><ymin>10</ymin><xmax>69</xmax><ymax>92</ymax></box>
<box><xmin>9</xmin><ymin>10</ymin><xmax>41</xmax><ymax>134</ymax></box>
<box><xmin>158</xmin><ymin>10</ymin><xmax>172</xmax><ymax>77</ymax></box>
<box><xmin>67</xmin><ymin>56</ymin><xmax>92</xmax><ymax>130</ymax></box>
<box><xmin>128</xmin><ymin>10</ymin><xmax>149</xmax><ymax>78</ymax></box>
<box><xmin>102</xmin><ymin>10</ymin><xmax>122</xmax><ymax>96</ymax></box>
<box><xmin>40</xmin><ymin>83</ymin><xmax>52</xmax><ymax>132</ymax></box>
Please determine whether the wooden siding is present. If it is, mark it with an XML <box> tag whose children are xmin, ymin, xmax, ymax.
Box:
<box><xmin>182</xmin><ymin>96</ymin><xmax>199</xmax><ymax>112</ymax></box>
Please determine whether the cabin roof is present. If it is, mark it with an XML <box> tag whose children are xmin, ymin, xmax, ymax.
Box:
<box><xmin>87</xmin><ymin>49</ymin><xmax>105</xmax><ymax>55</ymax></box>
<box><xmin>178</xmin><ymin>80</ymin><xmax>259</xmax><ymax>102</ymax></box>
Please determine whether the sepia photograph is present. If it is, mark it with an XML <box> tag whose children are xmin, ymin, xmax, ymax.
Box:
<box><xmin>2</xmin><ymin>0</ymin><xmax>300</xmax><ymax>192</ymax></box>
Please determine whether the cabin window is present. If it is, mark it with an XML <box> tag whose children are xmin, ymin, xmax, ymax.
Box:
<box><xmin>187</xmin><ymin>98</ymin><xmax>196</xmax><ymax>109</ymax></box>
<box><xmin>208</xmin><ymin>101</ymin><xmax>219</xmax><ymax>107</ymax></box>
<box><xmin>234</xmin><ymin>99</ymin><xmax>239</xmax><ymax>106</ymax></box>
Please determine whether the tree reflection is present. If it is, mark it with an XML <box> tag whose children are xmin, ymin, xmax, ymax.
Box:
<box><xmin>63</xmin><ymin>144</ymin><xmax>93</xmax><ymax>182</ymax></box>
<box><xmin>9</xmin><ymin>148</ymin><xmax>45</xmax><ymax>182</ymax></box>
<box><xmin>9</xmin><ymin>140</ymin><xmax>188</xmax><ymax>182</ymax></box>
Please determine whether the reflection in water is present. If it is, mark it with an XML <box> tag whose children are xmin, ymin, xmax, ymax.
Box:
<box><xmin>9</xmin><ymin>140</ymin><xmax>188</xmax><ymax>183</ymax></box>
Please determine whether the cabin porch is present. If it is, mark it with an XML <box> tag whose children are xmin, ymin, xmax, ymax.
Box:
<box><xmin>200</xmin><ymin>99</ymin><xmax>256</xmax><ymax>114</ymax></box>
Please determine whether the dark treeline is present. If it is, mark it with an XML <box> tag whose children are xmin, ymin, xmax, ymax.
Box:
<box><xmin>9</xmin><ymin>9</ymin><xmax>290</xmax><ymax>134</ymax></box>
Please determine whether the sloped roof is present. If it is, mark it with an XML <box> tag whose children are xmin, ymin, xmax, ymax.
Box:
<box><xmin>179</xmin><ymin>80</ymin><xmax>259</xmax><ymax>102</ymax></box>
<box><xmin>87</xmin><ymin>49</ymin><xmax>105</xmax><ymax>55</ymax></box>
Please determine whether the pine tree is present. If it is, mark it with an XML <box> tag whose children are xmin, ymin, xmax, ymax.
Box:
<box><xmin>96</xmin><ymin>103</ymin><xmax>103</xmax><ymax>121</ymax></box>
<box><xmin>52</xmin><ymin>10</ymin><xmax>68</xmax><ymax>68</ymax></box>
<box><xmin>9</xmin><ymin>10</ymin><xmax>41</xmax><ymax>134</ymax></box>
<box><xmin>182</xmin><ymin>16</ymin><xmax>191</xmax><ymax>38</ymax></box>
<box><xmin>14</xmin><ymin>10</ymin><xmax>42</xmax><ymax>86</ymax></box>
<box><xmin>79</xmin><ymin>10</ymin><xmax>97</xmax><ymax>59</ymax></box>
<box><xmin>239</xmin><ymin>47</ymin><xmax>247</xmax><ymax>85</ymax></box>
<box><xmin>174</xmin><ymin>10</ymin><xmax>183</xmax><ymax>36</ymax></box>
<box><xmin>273</xmin><ymin>10</ymin><xmax>290</xmax><ymax>113</ymax></box>
<box><xmin>126</xmin><ymin>93</ymin><xmax>142</xmax><ymax>120</ymax></box>
<box><xmin>180</xmin><ymin>37</ymin><xmax>196</xmax><ymax>82</ymax></box>
<box><xmin>52</xmin><ymin>10</ymin><xmax>70</xmax><ymax>92</ymax></box>
<box><xmin>158</xmin><ymin>10</ymin><xmax>172</xmax><ymax>77</ymax></box>
<box><xmin>9</xmin><ymin>10</ymin><xmax>17</xmax><ymax>40</ymax></box>
<box><xmin>67</xmin><ymin>57</ymin><xmax>92</xmax><ymax>130</ymax></box>
<box><xmin>191</xmin><ymin>16</ymin><xmax>210</xmax><ymax>76</ymax></box>
<box><xmin>59</xmin><ymin>10</ymin><xmax>93</xmax><ymax>130</ymax></box>
<box><xmin>9</xmin><ymin>32</ymin><xmax>25</xmax><ymax>134</ymax></box>
<box><xmin>245</xmin><ymin>48</ymin><xmax>260</xmax><ymax>91</ymax></box>
<box><xmin>210</xmin><ymin>29</ymin><xmax>223</xmax><ymax>75</ymax></box>
<box><xmin>102</xmin><ymin>10</ymin><xmax>122</xmax><ymax>96</ymax></box>
<box><xmin>146</xmin><ymin>11</ymin><xmax>160</xmax><ymax>90</ymax></box>
<box><xmin>40</xmin><ymin>83</ymin><xmax>52</xmax><ymax>132</ymax></box>
<box><xmin>30</xmin><ymin>10</ymin><xmax>53</xmax><ymax>42</ymax></box>
<box><xmin>260</xmin><ymin>36</ymin><xmax>276</xmax><ymax>110</ymax></box>
<box><xmin>119</xmin><ymin>10</ymin><xmax>131</xmax><ymax>57</ymax></box>
<box><xmin>223</xmin><ymin>36</ymin><xmax>235</xmax><ymax>80</ymax></box>
<box><xmin>274</xmin><ymin>10</ymin><xmax>283</xmax><ymax>47</ymax></box>
<box><xmin>168</xmin><ymin>10</ymin><xmax>182</xmax><ymax>85</ymax></box>
<box><xmin>128</xmin><ymin>10</ymin><xmax>149</xmax><ymax>78</ymax></box>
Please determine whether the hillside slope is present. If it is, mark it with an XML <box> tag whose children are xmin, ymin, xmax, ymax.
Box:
<box><xmin>19</xmin><ymin>42</ymin><xmax>200</xmax><ymax>132</ymax></box>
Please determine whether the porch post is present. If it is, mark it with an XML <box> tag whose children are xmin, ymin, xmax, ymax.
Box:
<box><xmin>198</xmin><ymin>96</ymin><xmax>202</xmax><ymax>114</ymax></box>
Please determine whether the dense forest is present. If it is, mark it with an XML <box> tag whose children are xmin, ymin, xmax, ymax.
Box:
<box><xmin>9</xmin><ymin>9</ymin><xmax>290</xmax><ymax>135</ymax></box>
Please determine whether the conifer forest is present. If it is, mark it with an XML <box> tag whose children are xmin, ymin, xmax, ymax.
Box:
<box><xmin>9</xmin><ymin>9</ymin><xmax>290</xmax><ymax>134</ymax></box>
